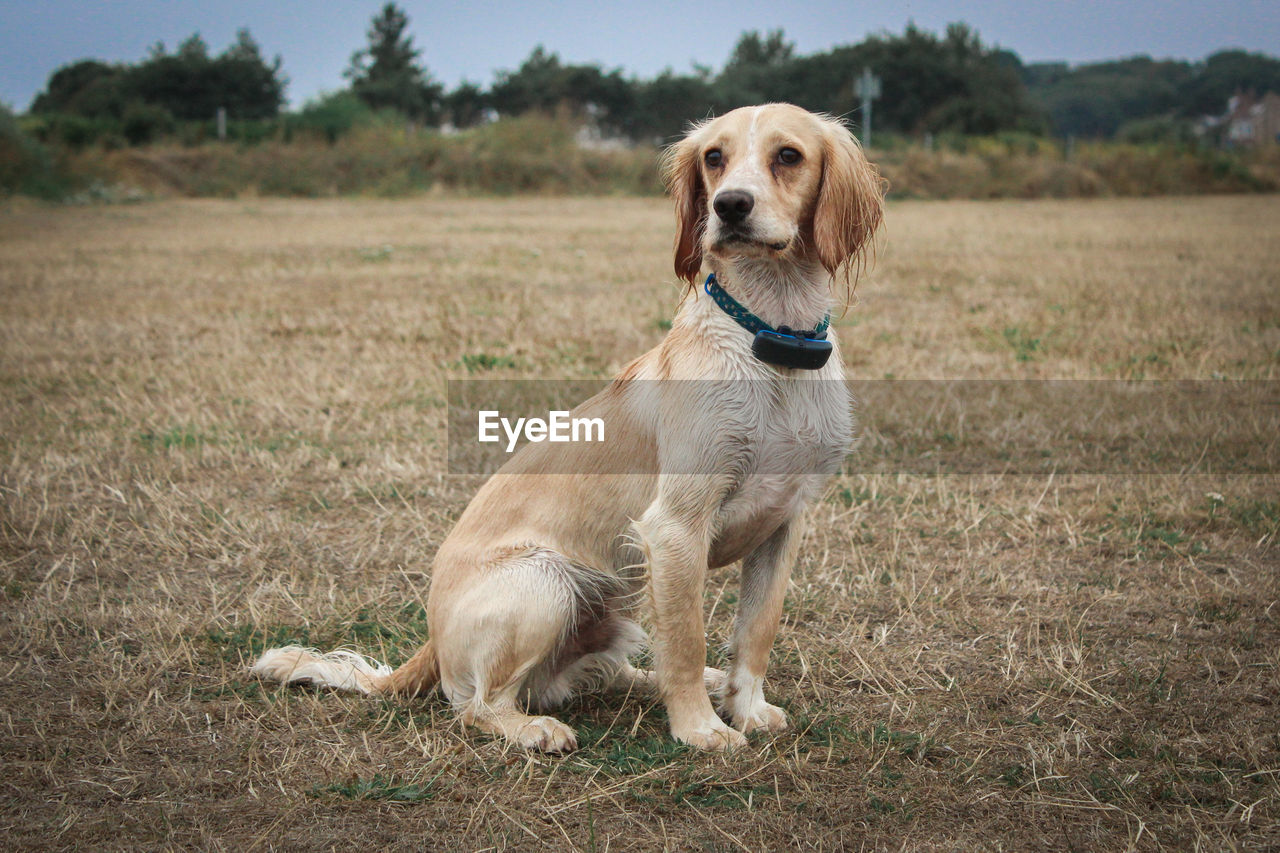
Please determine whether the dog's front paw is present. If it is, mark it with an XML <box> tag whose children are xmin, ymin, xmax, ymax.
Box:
<box><xmin>733</xmin><ymin>700</ymin><xmax>789</xmax><ymax>735</ymax></box>
<box><xmin>672</xmin><ymin>717</ymin><xmax>748</xmax><ymax>751</ymax></box>
<box><xmin>720</xmin><ymin>673</ymin><xmax>789</xmax><ymax>735</ymax></box>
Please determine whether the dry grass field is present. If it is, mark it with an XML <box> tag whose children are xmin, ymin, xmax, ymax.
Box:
<box><xmin>1</xmin><ymin>193</ymin><xmax>1278</xmax><ymax>850</ymax></box>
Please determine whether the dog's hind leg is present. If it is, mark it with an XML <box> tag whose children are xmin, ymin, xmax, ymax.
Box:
<box><xmin>463</xmin><ymin>697</ymin><xmax>579</xmax><ymax>753</ymax></box>
<box><xmin>432</xmin><ymin>548</ymin><xmax>588</xmax><ymax>752</ymax></box>
<box><xmin>612</xmin><ymin>663</ymin><xmax>725</xmax><ymax>696</ymax></box>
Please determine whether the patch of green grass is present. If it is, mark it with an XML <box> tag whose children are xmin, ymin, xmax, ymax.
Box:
<box><xmin>216</xmin><ymin>603</ymin><xmax>431</xmax><ymax>668</ymax></box>
<box><xmin>862</xmin><ymin>722</ymin><xmax>944</xmax><ymax>760</ymax></box>
<box><xmin>589</xmin><ymin>732</ymin><xmax>691</xmax><ymax>773</ymax></box>
<box><xmin>564</xmin><ymin>709</ymin><xmax>693</xmax><ymax>774</ymax></box>
<box><xmin>1228</xmin><ymin>498</ymin><xmax>1280</xmax><ymax>538</ymax></box>
<box><xmin>999</xmin><ymin>763</ymin><xmax>1027</xmax><ymax>788</ymax></box>
<box><xmin>1109</xmin><ymin>733</ymin><xmax>1144</xmax><ymax>760</ymax></box>
<box><xmin>831</xmin><ymin>485</ymin><xmax>874</xmax><ymax>507</ymax></box>
<box><xmin>1120</xmin><ymin>661</ymin><xmax>1178</xmax><ymax>704</ymax></box>
<box><xmin>207</xmin><ymin>623</ymin><xmax>313</xmax><ymax>663</ymax></box>
<box><xmin>312</xmin><ymin>770</ymin><xmax>445</xmax><ymax>802</ymax></box>
<box><xmin>1001</xmin><ymin>326</ymin><xmax>1043</xmax><ymax>362</ymax></box>
<box><xmin>1108</xmin><ymin>351</ymin><xmax>1170</xmax><ymax>378</ymax></box>
<box><xmin>351</xmin><ymin>483</ymin><xmax>431</xmax><ymax>503</ymax></box>
<box><xmin>136</xmin><ymin>426</ymin><xmax>215</xmax><ymax>451</ymax></box>
<box><xmin>1086</xmin><ymin>770</ymin><xmax>1128</xmax><ymax>804</ymax></box>
<box><xmin>794</xmin><ymin>715</ymin><xmax>944</xmax><ymax>763</ymax></box>
<box><xmin>868</xmin><ymin>795</ymin><xmax>901</xmax><ymax>815</ymax></box>
<box><xmin>458</xmin><ymin>352</ymin><xmax>521</xmax><ymax>373</ymax></box>
<box><xmin>621</xmin><ymin>766</ymin><xmax>776</xmax><ymax>811</ymax></box>
<box><xmin>189</xmin><ymin>680</ymin><xmax>266</xmax><ymax>701</ymax></box>
<box><xmin>1192</xmin><ymin>600</ymin><xmax>1239</xmax><ymax>624</ymax></box>
<box><xmin>1078</xmin><ymin>567</ymin><xmax>1125</xmax><ymax>591</ymax></box>
<box><xmin>670</xmin><ymin>778</ymin><xmax>773</xmax><ymax>809</ymax></box>
<box><xmin>136</xmin><ymin>424</ymin><xmax>334</xmax><ymax>456</ymax></box>
<box><xmin>345</xmin><ymin>602</ymin><xmax>431</xmax><ymax>646</ymax></box>
<box><xmin>1098</xmin><ymin>509</ymin><xmax>1201</xmax><ymax>556</ymax></box>
<box><xmin>1142</xmin><ymin>524</ymin><xmax>1187</xmax><ymax>547</ymax></box>
<box><xmin>257</xmin><ymin>433</ymin><xmax>301</xmax><ymax>452</ymax></box>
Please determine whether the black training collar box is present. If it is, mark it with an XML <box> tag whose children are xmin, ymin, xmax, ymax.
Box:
<box><xmin>751</xmin><ymin>329</ymin><xmax>833</xmax><ymax>370</ymax></box>
<box><xmin>704</xmin><ymin>273</ymin><xmax>834</xmax><ymax>371</ymax></box>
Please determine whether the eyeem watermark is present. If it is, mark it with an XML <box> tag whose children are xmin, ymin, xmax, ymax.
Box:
<box><xmin>478</xmin><ymin>410</ymin><xmax>605</xmax><ymax>453</ymax></box>
<box><xmin>449</xmin><ymin>379</ymin><xmax>1279</xmax><ymax>475</ymax></box>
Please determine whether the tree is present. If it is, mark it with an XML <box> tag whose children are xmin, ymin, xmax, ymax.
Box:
<box><xmin>840</xmin><ymin>23</ymin><xmax>1045</xmax><ymax>136</ymax></box>
<box><xmin>715</xmin><ymin>30</ymin><xmax>798</xmax><ymax>107</ymax></box>
<box><xmin>488</xmin><ymin>46</ymin><xmax>634</xmax><ymax>134</ymax></box>
<box><xmin>921</xmin><ymin>23</ymin><xmax>1045</xmax><ymax>135</ymax></box>
<box><xmin>443</xmin><ymin>81</ymin><xmax>489</xmax><ymax>128</ymax></box>
<box><xmin>30</xmin><ymin>29</ymin><xmax>285</xmax><ymax>150</ymax></box>
<box><xmin>728</xmin><ymin>29</ymin><xmax>793</xmax><ymax>69</ymax></box>
<box><xmin>1026</xmin><ymin>56</ymin><xmax>1195</xmax><ymax>137</ymax></box>
<box><xmin>1181</xmin><ymin>50</ymin><xmax>1280</xmax><ymax>117</ymax></box>
<box><xmin>1021</xmin><ymin>49</ymin><xmax>1280</xmax><ymax>138</ymax></box>
<box><xmin>345</xmin><ymin>3</ymin><xmax>443</xmax><ymax>123</ymax></box>
<box><xmin>177</xmin><ymin>33</ymin><xmax>209</xmax><ymax>63</ymax></box>
<box><xmin>30</xmin><ymin>60</ymin><xmax>125</xmax><ymax>117</ymax></box>
<box><xmin>126</xmin><ymin>31</ymin><xmax>285</xmax><ymax>121</ymax></box>
<box><xmin>215</xmin><ymin>29</ymin><xmax>287</xmax><ymax>119</ymax></box>
<box><xmin>631</xmin><ymin>69</ymin><xmax>715</xmax><ymax>142</ymax></box>
<box><xmin>488</xmin><ymin>46</ymin><xmax>566</xmax><ymax>116</ymax></box>
<box><xmin>294</xmin><ymin>90</ymin><xmax>374</xmax><ymax>143</ymax></box>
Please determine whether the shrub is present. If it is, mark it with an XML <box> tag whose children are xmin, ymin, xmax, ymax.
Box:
<box><xmin>35</xmin><ymin>112</ymin><xmax>122</xmax><ymax>149</ymax></box>
<box><xmin>0</xmin><ymin>104</ymin><xmax>71</xmax><ymax>198</ymax></box>
<box><xmin>1116</xmin><ymin>117</ymin><xmax>1197</xmax><ymax>147</ymax></box>
<box><xmin>121</xmin><ymin>102</ymin><xmax>175</xmax><ymax>145</ymax></box>
<box><xmin>34</xmin><ymin>116</ymin><xmax>1279</xmax><ymax>200</ymax></box>
<box><xmin>291</xmin><ymin>91</ymin><xmax>379</xmax><ymax>143</ymax></box>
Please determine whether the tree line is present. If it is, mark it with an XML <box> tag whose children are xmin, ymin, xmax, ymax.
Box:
<box><xmin>23</xmin><ymin>2</ymin><xmax>1280</xmax><ymax>147</ymax></box>
<box><xmin>31</xmin><ymin>29</ymin><xmax>285</xmax><ymax>144</ymax></box>
<box><xmin>1030</xmin><ymin>51</ymin><xmax>1280</xmax><ymax>141</ymax></box>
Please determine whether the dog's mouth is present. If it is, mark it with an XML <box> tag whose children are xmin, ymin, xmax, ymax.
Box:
<box><xmin>714</xmin><ymin>231</ymin><xmax>790</xmax><ymax>253</ymax></box>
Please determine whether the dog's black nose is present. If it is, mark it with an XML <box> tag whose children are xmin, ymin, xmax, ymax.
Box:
<box><xmin>713</xmin><ymin>190</ymin><xmax>755</xmax><ymax>224</ymax></box>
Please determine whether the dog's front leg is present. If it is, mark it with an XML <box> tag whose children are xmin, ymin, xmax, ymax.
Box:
<box><xmin>637</xmin><ymin>495</ymin><xmax>748</xmax><ymax>751</ymax></box>
<box><xmin>723</xmin><ymin>521</ymin><xmax>800</xmax><ymax>734</ymax></box>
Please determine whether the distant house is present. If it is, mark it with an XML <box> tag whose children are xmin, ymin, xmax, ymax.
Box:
<box><xmin>1221</xmin><ymin>92</ymin><xmax>1280</xmax><ymax>147</ymax></box>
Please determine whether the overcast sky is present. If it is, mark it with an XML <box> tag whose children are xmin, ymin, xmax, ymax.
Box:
<box><xmin>2</xmin><ymin>0</ymin><xmax>1276</xmax><ymax>111</ymax></box>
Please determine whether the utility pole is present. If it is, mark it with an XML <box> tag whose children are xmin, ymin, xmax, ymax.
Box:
<box><xmin>853</xmin><ymin>67</ymin><xmax>882</xmax><ymax>148</ymax></box>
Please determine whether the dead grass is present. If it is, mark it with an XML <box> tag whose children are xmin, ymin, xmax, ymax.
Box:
<box><xmin>1</xmin><ymin>194</ymin><xmax>1278</xmax><ymax>850</ymax></box>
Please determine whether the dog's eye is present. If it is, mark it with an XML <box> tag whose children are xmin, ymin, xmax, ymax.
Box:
<box><xmin>704</xmin><ymin>150</ymin><xmax>723</xmax><ymax>168</ymax></box>
<box><xmin>777</xmin><ymin>147</ymin><xmax>802</xmax><ymax>165</ymax></box>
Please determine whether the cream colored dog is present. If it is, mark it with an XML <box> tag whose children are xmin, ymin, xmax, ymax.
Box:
<box><xmin>252</xmin><ymin>103</ymin><xmax>885</xmax><ymax>752</ymax></box>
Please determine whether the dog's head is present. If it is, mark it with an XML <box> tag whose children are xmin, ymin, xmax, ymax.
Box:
<box><xmin>664</xmin><ymin>103</ymin><xmax>885</xmax><ymax>298</ymax></box>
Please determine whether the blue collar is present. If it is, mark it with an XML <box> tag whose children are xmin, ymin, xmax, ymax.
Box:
<box><xmin>703</xmin><ymin>273</ymin><xmax>830</xmax><ymax>340</ymax></box>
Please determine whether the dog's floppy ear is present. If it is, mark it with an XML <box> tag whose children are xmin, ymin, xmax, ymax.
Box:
<box><xmin>812</xmin><ymin>118</ymin><xmax>886</xmax><ymax>281</ymax></box>
<box><xmin>663</xmin><ymin>127</ymin><xmax>707</xmax><ymax>285</ymax></box>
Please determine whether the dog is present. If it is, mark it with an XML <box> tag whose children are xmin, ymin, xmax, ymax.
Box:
<box><xmin>251</xmin><ymin>103</ymin><xmax>885</xmax><ymax>752</ymax></box>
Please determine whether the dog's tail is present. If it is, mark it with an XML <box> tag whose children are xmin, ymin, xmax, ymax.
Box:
<box><xmin>250</xmin><ymin>639</ymin><xmax>440</xmax><ymax>698</ymax></box>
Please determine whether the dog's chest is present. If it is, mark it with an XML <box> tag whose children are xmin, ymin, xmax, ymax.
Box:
<box><xmin>711</xmin><ymin>378</ymin><xmax>851</xmax><ymax>563</ymax></box>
